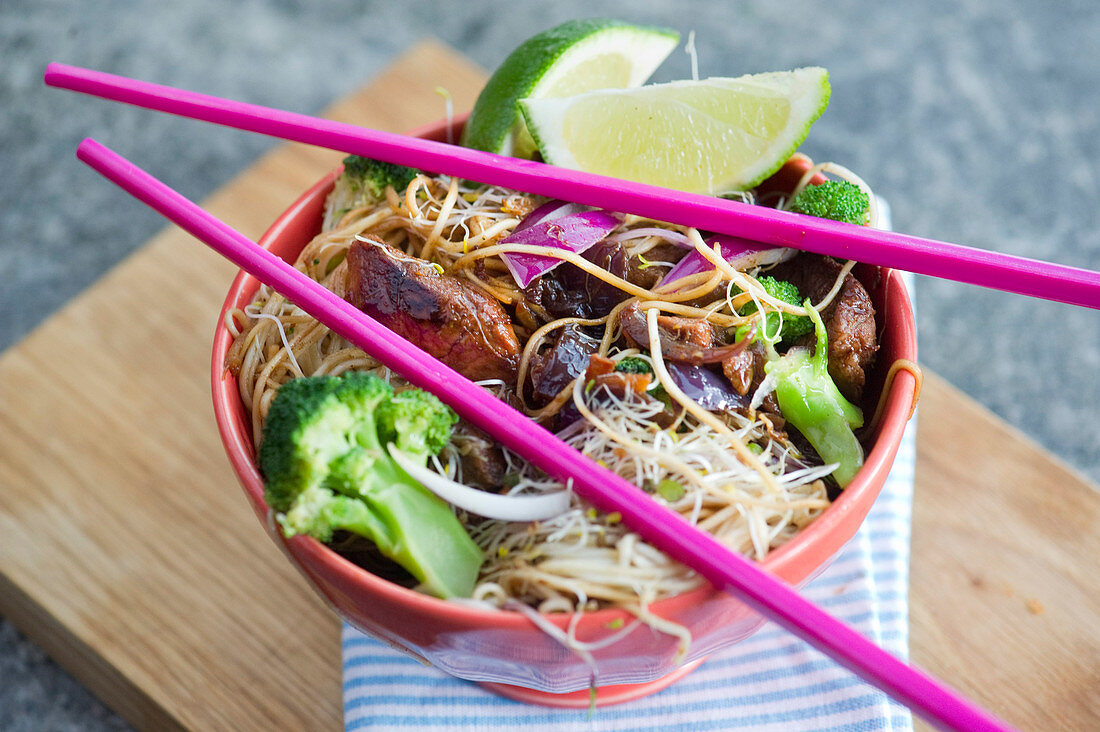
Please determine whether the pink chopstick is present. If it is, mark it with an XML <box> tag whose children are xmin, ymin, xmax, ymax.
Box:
<box><xmin>75</xmin><ymin>138</ymin><xmax>1014</xmax><ymax>732</ymax></box>
<box><xmin>46</xmin><ymin>62</ymin><xmax>1100</xmax><ymax>310</ymax></box>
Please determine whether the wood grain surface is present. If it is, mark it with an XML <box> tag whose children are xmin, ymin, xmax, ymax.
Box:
<box><xmin>0</xmin><ymin>40</ymin><xmax>1095</xmax><ymax>731</ymax></box>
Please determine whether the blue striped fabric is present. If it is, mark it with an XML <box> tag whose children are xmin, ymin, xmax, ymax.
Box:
<box><xmin>342</xmin><ymin>416</ymin><xmax>917</xmax><ymax>731</ymax></box>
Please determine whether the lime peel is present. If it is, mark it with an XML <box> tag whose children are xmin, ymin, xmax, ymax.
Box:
<box><xmin>460</xmin><ymin>19</ymin><xmax>679</xmax><ymax>157</ymax></box>
<box><xmin>521</xmin><ymin>68</ymin><xmax>831</xmax><ymax>195</ymax></box>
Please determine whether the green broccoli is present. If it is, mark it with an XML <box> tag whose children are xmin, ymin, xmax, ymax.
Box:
<box><xmin>613</xmin><ymin>356</ymin><xmax>653</xmax><ymax>374</ymax></box>
<box><xmin>787</xmin><ymin>180</ymin><xmax>870</xmax><ymax>226</ymax></box>
<box><xmin>258</xmin><ymin>372</ymin><xmax>482</xmax><ymax>599</ymax></box>
<box><xmin>322</xmin><ymin>155</ymin><xmax>421</xmax><ymax>230</ymax></box>
<box><xmin>736</xmin><ymin>276</ymin><xmax>814</xmax><ymax>344</ymax></box>
<box><xmin>764</xmin><ymin>303</ymin><xmax>865</xmax><ymax>486</ymax></box>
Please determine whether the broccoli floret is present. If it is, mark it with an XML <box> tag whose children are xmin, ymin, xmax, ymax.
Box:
<box><xmin>612</xmin><ymin>355</ymin><xmax>674</xmax><ymax>407</ymax></box>
<box><xmin>737</xmin><ymin>276</ymin><xmax>814</xmax><ymax>344</ymax></box>
<box><xmin>788</xmin><ymin>180</ymin><xmax>870</xmax><ymax>226</ymax></box>
<box><xmin>613</xmin><ymin>356</ymin><xmax>653</xmax><ymax>375</ymax></box>
<box><xmin>258</xmin><ymin>372</ymin><xmax>481</xmax><ymax>599</ymax></box>
<box><xmin>757</xmin><ymin>277</ymin><xmax>801</xmax><ymax>309</ymax></box>
<box><xmin>765</xmin><ymin>303</ymin><xmax>865</xmax><ymax>486</ymax></box>
<box><xmin>259</xmin><ymin>373</ymin><xmax>389</xmax><ymax>513</ymax></box>
<box><xmin>377</xmin><ymin>388</ymin><xmax>456</xmax><ymax>456</ymax></box>
<box><xmin>322</xmin><ymin>155</ymin><xmax>421</xmax><ymax>231</ymax></box>
<box><xmin>342</xmin><ymin>155</ymin><xmax>420</xmax><ymax>199</ymax></box>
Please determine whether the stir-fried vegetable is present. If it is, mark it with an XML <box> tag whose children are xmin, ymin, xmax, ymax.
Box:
<box><xmin>258</xmin><ymin>372</ymin><xmax>482</xmax><ymax>598</ymax></box>
<box><xmin>787</xmin><ymin>180</ymin><xmax>870</xmax><ymax>225</ymax></box>
<box><xmin>660</xmin><ymin>234</ymin><xmax>796</xmax><ymax>288</ymax></box>
<box><xmin>499</xmin><ymin>202</ymin><xmax>621</xmax><ymax>287</ymax></box>
<box><xmin>765</xmin><ymin>304</ymin><xmax>865</xmax><ymax>485</ymax></box>
<box><xmin>737</xmin><ymin>276</ymin><xmax>814</xmax><ymax>344</ymax></box>
<box><xmin>323</xmin><ymin>155</ymin><xmax>421</xmax><ymax>230</ymax></box>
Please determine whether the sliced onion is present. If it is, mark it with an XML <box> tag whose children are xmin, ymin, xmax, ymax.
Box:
<box><xmin>660</xmin><ymin>234</ymin><xmax>796</xmax><ymax>288</ymax></box>
<box><xmin>604</xmin><ymin>227</ymin><xmax>694</xmax><ymax>248</ymax></box>
<box><xmin>388</xmin><ymin>445</ymin><xmax>571</xmax><ymax>521</ymax></box>
<box><xmin>665</xmin><ymin>362</ymin><xmax>747</xmax><ymax>412</ymax></box>
<box><xmin>750</xmin><ymin>367</ymin><xmax>781</xmax><ymax>411</ymax></box>
<box><xmin>511</xmin><ymin>199</ymin><xmax>584</xmax><ymax>234</ymax></box>
<box><xmin>500</xmin><ymin>204</ymin><xmax>621</xmax><ymax>288</ymax></box>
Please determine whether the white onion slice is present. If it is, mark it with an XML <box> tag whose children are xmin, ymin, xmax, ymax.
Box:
<box><xmin>388</xmin><ymin>445</ymin><xmax>571</xmax><ymax>521</ymax></box>
<box><xmin>604</xmin><ymin>226</ymin><xmax>694</xmax><ymax>248</ymax></box>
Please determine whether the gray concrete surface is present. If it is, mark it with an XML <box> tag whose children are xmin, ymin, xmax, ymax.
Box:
<box><xmin>2</xmin><ymin>1</ymin><xmax>1097</xmax><ymax>728</ymax></box>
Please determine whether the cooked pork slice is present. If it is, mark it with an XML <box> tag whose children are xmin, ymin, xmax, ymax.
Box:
<box><xmin>619</xmin><ymin>302</ymin><xmax>715</xmax><ymax>352</ymax></box>
<box><xmin>346</xmin><ymin>236</ymin><xmax>520</xmax><ymax>383</ymax></box>
<box><xmin>721</xmin><ymin>347</ymin><xmax>759</xmax><ymax>396</ymax></box>
<box><xmin>772</xmin><ymin>254</ymin><xmax>878</xmax><ymax>401</ymax></box>
<box><xmin>451</xmin><ymin>423</ymin><xmax>508</xmax><ymax>491</ymax></box>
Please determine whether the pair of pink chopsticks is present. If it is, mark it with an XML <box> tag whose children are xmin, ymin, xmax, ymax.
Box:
<box><xmin>45</xmin><ymin>63</ymin><xmax>1100</xmax><ymax>310</ymax></box>
<box><xmin>50</xmin><ymin>63</ymin><xmax>1017</xmax><ymax>731</ymax></box>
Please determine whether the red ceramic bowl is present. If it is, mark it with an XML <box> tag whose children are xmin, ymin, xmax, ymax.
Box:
<box><xmin>211</xmin><ymin>118</ymin><xmax>918</xmax><ymax>707</ymax></box>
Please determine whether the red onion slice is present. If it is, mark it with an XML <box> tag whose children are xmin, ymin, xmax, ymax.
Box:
<box><xmin>510</xmin><ymin>199</ymin><xmax>585</xmax><ymax>235</ymax></box>
<box><xmin>660</xmin><ymin>234</ymin><xmax>796</xmax><ymax>288</ymax></box>
<box><xmin>666</xmin><ymin>362</ymin><xmax>747</xmax><ymax>412</ymax></box>
<box><xmin>500</xmin><ymin>206</ymin><xmax>622</xmax><ymax>288</ymax></box>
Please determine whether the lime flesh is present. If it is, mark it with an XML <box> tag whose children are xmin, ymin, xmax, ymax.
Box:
<box><xmin>521</xmin><ymin>69</ymin><xmax>831</xmax><ymax>194</ymax></box>
<box><xmin>460</xmin><ymin>19</ymin><xmax>679</xmax><ymax>158</ymax></box>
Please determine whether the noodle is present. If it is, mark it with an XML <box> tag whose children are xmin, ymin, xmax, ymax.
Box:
<box><xmin>229</xmin><ymin>166</ymin><xmax>859</xmax><ymax>625</ymax></box>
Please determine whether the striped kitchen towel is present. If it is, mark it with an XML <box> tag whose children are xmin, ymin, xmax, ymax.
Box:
<box><xmin>342</xmin><ymin>414</ymin><xmax>917</xmax><ymax>731</ymax></box>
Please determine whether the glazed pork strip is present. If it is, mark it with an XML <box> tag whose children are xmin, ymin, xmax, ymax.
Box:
<box><xmin>345</xmin><ymin>235</ymin><xmax>521</xmax><ymax>384</ymax></box>
<box><xmin>450</xmin><ymin>423</ymin><xmax>508</xmax><ymax>491</ymax></box>
<box><xmin>771</xmin><ymin>254</ymin><xmax>878</xmax><ymax>402</ymax></box>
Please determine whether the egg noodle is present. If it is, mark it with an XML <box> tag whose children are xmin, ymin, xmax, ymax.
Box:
<box><xmin>225</xmin><ymin>164</ymin><xmax>883</xmax><ymax>642</ymax></box>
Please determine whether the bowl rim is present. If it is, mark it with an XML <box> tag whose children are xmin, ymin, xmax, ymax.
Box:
<box><xmin>211</xmin><ymin>120</ymin><xmax>919</xmax><ymax>631</ymax></box>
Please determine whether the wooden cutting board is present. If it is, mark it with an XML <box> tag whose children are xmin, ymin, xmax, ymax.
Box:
<box><xmin>1</xmin><ymin>40</ymin><xmax>1096</xmax><ymax>731</ymax></box>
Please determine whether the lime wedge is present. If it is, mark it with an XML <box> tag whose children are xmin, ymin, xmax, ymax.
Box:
<box><xmin>520</xmin><ymin>69</ymin><xmax>831</xmax><ymax>194</ymax></box>
<box><xmin>460</xmin><ymin>19</ymin><xmax>679</xmax><ymax>158</ymax></box>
